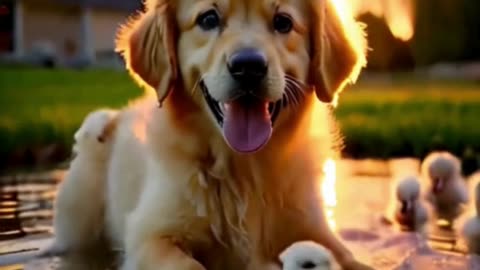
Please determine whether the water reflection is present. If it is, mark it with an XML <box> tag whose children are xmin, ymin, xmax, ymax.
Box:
<box><xmin>0</xmin><ymin>166</ymin><xmax>476</xmax><ymax>269</ymax></box>
<box><xmin>1</xmin><ymin>190</ymin><xmax>27</xmax><ymax>241</ymax></box>
<box><xmin>0</xmin><ymin>173</ymin><xmax>121</xmax><ymax>270</ymax></box>
<box><xmin>0</xmin><ymin>183</ymin><xmax>54</xmax><ymax>241</ymax></box>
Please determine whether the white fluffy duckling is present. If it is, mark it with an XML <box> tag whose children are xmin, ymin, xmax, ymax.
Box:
<box><xmin>279</xmin><ymin>241</ymin><xmax>338</xmax><ymax>270</ymax></box>
<box><xmin>421</xmin><ymin>151</ymin><xmax>469</xmax><ymax>229</ymax></box>
<box><xmin>460</xmin><ymin>181</ymin><xmax>480</xmax><ymax>255</ymax></box>
<box><xmin>72</xmin><ymin>109</ymin><xmax>119</xmax><ymax>156</ymax></box>
<box><xmin>394</xmin><ymin>176</ymin><xmax>430</xmax><ymax>233</ymax></box>
<box><xmin>40</xmin><ymin>109</ymin><xmax>118</xmax><ymax>256</ymax></box>
<box><xmin>456</xmin><ymin>172</ymin><xmax>480</xmax><ymax>228</ymax></box>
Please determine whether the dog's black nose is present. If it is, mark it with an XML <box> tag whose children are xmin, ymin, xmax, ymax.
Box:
<box><xmin>228</xmin><ymin>48</ymin><xmax>268</xmax><ymax>84</ymax></box>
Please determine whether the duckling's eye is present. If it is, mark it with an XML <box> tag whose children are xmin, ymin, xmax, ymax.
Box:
<box><xmin>196</xmin><ymin>9</ymin><xmax>221</xmax><ymax>31</ymax></box>
<box><xmin>300</xmin><ymin>261</ymin><xmax>317</xmax><ymax>269</ymax></box>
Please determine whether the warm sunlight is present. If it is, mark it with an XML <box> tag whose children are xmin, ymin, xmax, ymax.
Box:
<box><xmin>309</xmin><ymin>99</ymin><xmax>338</xmax><ymax>231</ymax></box>
<box><xmin>322</xmin><ymin>158</ymin><xmax>338</xmax><ymax>231</ymax></box>
<box><xmin>348</xmin><ymin>0</ymin><xmax>415</xmax><ymax>41</ymax></box>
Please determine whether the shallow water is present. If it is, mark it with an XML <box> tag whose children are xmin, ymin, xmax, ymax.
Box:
<box><xmin>0</xmin><ymin>159</ymin><xmax>478</xmax><ymax>270</ymax></box>
<box><xmin>0</xmin><ymin>183</ymin><xmax>54</xmax><ymax>241</ymax></box>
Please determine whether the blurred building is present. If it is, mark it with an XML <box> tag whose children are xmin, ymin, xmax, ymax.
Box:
<box><xmin>1</xmin><ymin>0</ymin><xmax>478</xmax><ymax>71</ymax></box>
<box><xmin>0</xmin><ymin>0</ymin><xmax>141</xmax><ymax>68</ymax></box>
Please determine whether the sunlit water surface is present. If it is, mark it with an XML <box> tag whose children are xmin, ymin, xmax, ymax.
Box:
<box><xmin>1</xmin><ymin>160</ymin><xmax>478</xmax><ymax>270</ymax></box>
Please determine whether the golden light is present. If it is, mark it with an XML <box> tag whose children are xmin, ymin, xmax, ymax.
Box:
<box><xmin>324</xmin><ymin>0</ymin><xmax>368</xmax><ymax>107</ymax></box>
<box><xmin>322</xmin><ymin>158</ymin><xmax>338</xmax><ymax>231</ymax></box>
<box><xmin>347</xmin><ymin>0</ymin><xmax>415</xmax><ymax>41</ymax></box>
<box><xmin>308</xmin><ymin>99</ymin><xmax>339</xmax><ymax>231</ymax></box>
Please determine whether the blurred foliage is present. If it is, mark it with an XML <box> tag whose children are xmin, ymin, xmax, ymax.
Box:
<box><xmin>0</xmin><ymin>67</ymin><xmax>143</xmax><ymax>171</ymax></box>
<box><xmin>413</xmin><ymin>0</ymin><xmax>480</xmax><ymax>65</ymax></box>
<box><xmin>359</xmin><ymin>0</ymin><xmax>480</xmax><ymax>69</ymax></box>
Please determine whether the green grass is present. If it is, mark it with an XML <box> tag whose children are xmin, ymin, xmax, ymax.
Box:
<box><xmin>336</xmin><ymin>80</ymin><xmax>480</xmax><ymax>160</ymax></box>
<box><xmin>0</xmin><ymin>67</ymin><xmax>143</xmax><ymax>169</ymax></box>
<box><xmin>0</xmin><ymin>67</ymin><xmax>479</xmax><ymax>170</ymax></box>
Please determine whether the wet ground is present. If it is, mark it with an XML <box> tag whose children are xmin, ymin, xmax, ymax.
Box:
<box><xmin>1</xmin><ymin>159</ymin><xmax>479</xmax><ymax>270</ymax></box>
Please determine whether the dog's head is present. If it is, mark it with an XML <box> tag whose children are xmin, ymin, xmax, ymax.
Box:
<box><xmin>116</xmin><ymin>0</ymin><xmax>366</xmax><ymax>154</ymax></box>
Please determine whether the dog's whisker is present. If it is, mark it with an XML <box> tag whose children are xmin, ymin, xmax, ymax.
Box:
<box><xmin>286</xmin><ymin>80</ymin><xmax>304</xmax><ymax>95</ymax></box>
<box><xmin>285</xmin><ymin>81</ymin><xmax>303</xmax><ymax>108</ymax></box>
<box><xmin>284</xmin><ymin>85</ymin><xmax>293</xmax><ymax>106</ymax></box>
<box><xmin>284</xmin><ymin>84</ymin><xmax>295</xmax><ymax>106</ymax></box>
<box><xmin>288</xmin><ymin>88</ymin><xmax>299</xmax><ymax>107</ymax></box>
<box><xmin>191</xmin><ymin>76</ymin><xmax>203</xmax><ymax>95</ymax></box>
<box><xmin>290</xmin><ymin>83</ymin><xmax>303</xmax><ymax>105</ymax></box>
<box><xmin>286</xmin><ymin>77</ymin><xmax>307</xmax><ymax>99</ymax></box>
<box><xmin>284</xmin><ymin>75</ymin><xmax>308</xmax><ymax>93</ymax></box>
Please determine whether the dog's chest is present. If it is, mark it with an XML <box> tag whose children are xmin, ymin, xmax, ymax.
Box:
<box><xmin>182</xmin><ymin>156</ymin><xmax>273</xmax><ymax>266</ymax></box>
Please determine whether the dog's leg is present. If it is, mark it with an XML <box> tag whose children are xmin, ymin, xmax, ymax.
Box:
<box><xmin>310</xmin><ymin>211</ymin><xmax>373</xmax><ymax>270</ymax></box>
<box><xmin>120</xmin><ymin>162</ymin><xmax>208</xmax><ymax>270</ymax></box>
<box><xmin>120</xmin><ymin>237</ymin><xmax>205</xmax><ymax>270</ymax></box>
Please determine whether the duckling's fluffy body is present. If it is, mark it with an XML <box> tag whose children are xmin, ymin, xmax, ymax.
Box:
<box><xmin>43</xmin><ymin>109</ymin><xmax>118</xmax><ymax>255</ymax></box>
<box><xmin>279</xmin><ymin>241</ymin><xmax>338</xmax><ymax>270</ymax></box>
<box><xmin>421</xmin><ymin>152</ymin><xmax>468</xmax><ymax>227</ymax></box>
<box><xmin>394</xmin><ymin>176</ymin><xmax>430</xmax><ymax>233</ymax></box>
<box><xmin>460</xmin><ymin>181</ymin><xmax>480</xmax><ymax>255</ymax></box>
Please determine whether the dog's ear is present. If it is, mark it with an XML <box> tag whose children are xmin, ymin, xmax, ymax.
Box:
<box><xmin>116</xmin><ymin>1</ymin><xmax>177</xmax><ymax>105</ymax></box>
<box><xmin>309</xmin><ymin>0</ymin><xmax>367</xmax><ymax>105</ymax></box>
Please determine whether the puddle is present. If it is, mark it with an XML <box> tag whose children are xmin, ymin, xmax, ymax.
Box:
<box><xmin>0</xmin><ymin>182</ymin><xmax>55</xmax><ymax>242</ymax></box>
<box><xmin>0</xmin><ymin>162</ymin><xmax>477</xmax><ymax>270</ymax></box>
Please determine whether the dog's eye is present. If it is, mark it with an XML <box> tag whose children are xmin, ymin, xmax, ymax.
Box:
<box><xmin>196</xmin><ymin>9</ymin><xmax>221</xmax><ymax>31</ymax></box>
<box><xmin>273</xmin><ymin>13</ymin><xmax>293</xmax><ymax>33</ymax></box>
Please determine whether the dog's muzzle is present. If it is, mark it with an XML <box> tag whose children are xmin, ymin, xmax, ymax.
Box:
<box><xmin>200</xmin><ymin>81</ymin><xmax>282</xmax><ymax>154</ymax></box>
<box><xmin>200</xmin><ymin>48</ymin><xmax>293</xmax><ymax>154</ymax></box>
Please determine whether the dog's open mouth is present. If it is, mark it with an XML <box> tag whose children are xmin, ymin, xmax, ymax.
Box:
<box><xmin>200</xmin><ymin>81</ymin><xmax>282</xmax><ymax>153</ymax></box>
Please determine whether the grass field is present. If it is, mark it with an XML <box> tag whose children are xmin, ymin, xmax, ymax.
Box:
<box><xmin>1</xmin><ymin>67</ymin><xmax>479</xmax><ymax>171</ymax></box>
<box><xmin>337</xmin><ymin>79</ymin><xmax>480</xmax><ymax>160</ymax></box>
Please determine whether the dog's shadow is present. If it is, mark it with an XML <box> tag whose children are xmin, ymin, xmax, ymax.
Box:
<box><xmin>34</xmin><ymin>243</ymin><xmax>120</xmax><ymax>270</ymax></box>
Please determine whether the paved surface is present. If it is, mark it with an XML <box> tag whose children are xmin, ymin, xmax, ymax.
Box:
<box><xmin>1</xmin><ymin>159</ymin><xmax>479</xmax><ymax>269</ymax></box>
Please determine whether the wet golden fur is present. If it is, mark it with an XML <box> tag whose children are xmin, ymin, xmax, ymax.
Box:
<box><xmin>50</xmin><ymin>0</ymin><xmax>370</xmax><ymax>269</ymax></box>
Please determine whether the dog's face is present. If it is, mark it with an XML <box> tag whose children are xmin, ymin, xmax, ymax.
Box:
<box><xmin>116</xmin><ymin>0</ymin><xmax>366</xmax><ymax>153</ymax></box>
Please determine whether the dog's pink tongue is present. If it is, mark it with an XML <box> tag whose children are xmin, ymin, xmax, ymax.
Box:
<box><xmin>223</xmin><ymin>100</ymin><xmax>272</xmax><ymax>153</ymax></box>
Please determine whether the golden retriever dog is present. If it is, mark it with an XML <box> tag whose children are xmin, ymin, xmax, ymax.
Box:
<box><xmin>49</xmin><ymin>0</ymin><xmax>371</xmax><ymax>269</ymax></box>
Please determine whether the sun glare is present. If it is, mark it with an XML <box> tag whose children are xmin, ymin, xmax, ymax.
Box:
<box><xmin>308</xmin><ymin>100</ymin><xmax>338</xmax><ymax>231</ymax></box>
<box><xmin>347</xmin><ymin>0</ymin><xmax>415</xmax><ymax>41</ymax></box>
<box><xmin>322</xmin><ymin>158</ymin><xmax>338</xmax><ymax>231</ymax></box>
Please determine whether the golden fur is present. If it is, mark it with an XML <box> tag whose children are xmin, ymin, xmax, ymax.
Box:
<box><xmin>49</xmin><ymin>0</ymin><xmax>371</xmax><ymax>269</ymax></box>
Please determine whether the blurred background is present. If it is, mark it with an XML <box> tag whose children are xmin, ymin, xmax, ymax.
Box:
<box><xmin>0</xmin><ymin>0</ymin><xmax>479</xmax><ymax>173</ymax></box>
